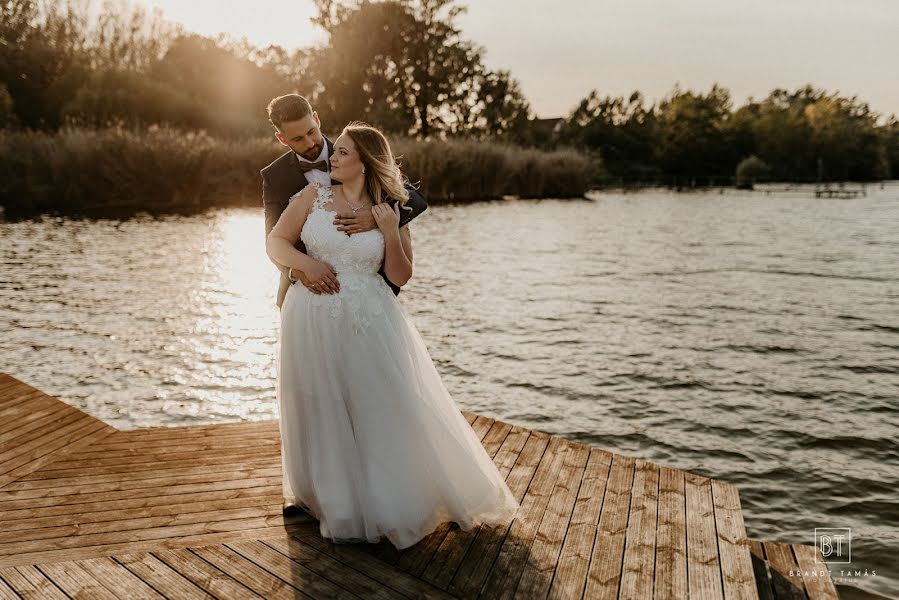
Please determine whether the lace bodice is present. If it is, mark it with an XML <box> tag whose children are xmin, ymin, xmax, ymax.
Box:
<box><xmin>288</xmin><ymin>184</ymin><xmax>391</xmax><ymax>333</ymax></box>
<box><xmin>297</xmin><ymin>184</ymin><xmax>385</xmax><ymax>276</ymax></box>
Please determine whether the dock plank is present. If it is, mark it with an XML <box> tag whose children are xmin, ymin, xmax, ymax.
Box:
<box><xmin>244</xmin><ymin>537</ymin><xmax>402</xmax><ymax>600</ymax></box>
<box><xmin>0</xmin><ymin>577</ymin><xmax>16</xmax><ymax>600</ymax></box>
<box><xmin>478</xmin><ymin>435</ymin><xmax>569</xmax><ymax>599</ymax></box>
<box><xmin>0</xmin><ymin>379</ymin><xmax>117</xmax><ymax>491</ymax></box>
<box><xmin>38</xmin><ymin>560</ymin><xmax>118</xmax><ymax>600</ymax></box>
<box><xmin>655</xmin><ymin>466</ymin><xmax>688</xmax><ymax>600</ymax></box>
<box><xmin>748</xmin><ymin>540</ymin><xmax>775</xmax><ymax>600</ymax></box>
<box><xmin>114</xmin><ymin>552</ymin><xmax>212</xmax><ymax>600</ymax></box>
<box><xmin>513</xmin><ymin>442</ymin><xmax>590</xmax><ymax>599</ymax></box>
<box><xmin>686</xmin><ymin>472</ymin><xmax>725</xmax><ymax>599</ymax></box>
<box><xmin>792</xmin><ymin>543</ymin><xmax>840</xmax><ymax>600</ymax></box>
<box><xmin>285</xmin><ymin>524</ymin><xmax>457</xmax><ymax>599</ymax></box>
<box><xmin>152</xmin><ymin>547</ymin><xmax>265</xmax><ymax>599</ymax></box>
<box><xmin>584</xmin><ymin>452</ymin><xmax>636</xmax><ymax>600</ymax></box>
<box><xmin>77</xmin><ymin>556</ymin><xmax>164</xmax><ymax>599</ymax></box>
<box><xmin>548</xmin><ymin>447</ymin><xmax>613</xmax><ymax>600</ymax></box>
<box><xmin>0</xmin><ymin>565</ymin><xmax>68</xmax><ymax>600</ymax></box>
<box><xmin>190</xmin><ymin>543</ymin><xmax>323</xmax><ymax>600</ymax></box>
<box><xmin>763</xmin><ymin>541</ymin><xmax>807</xmax><ymax>600</ymax></box>
<box><xmin>619</xmin><ymin>459</ymin><xmax>660</xmax><ymax>600</ymax></box>
<box><xmin>0</xmin><ymin>393</ymin><xmax>73</xmax><ymax>439</ymax></box>
<box><xmin>712</xmin><ymin>479</ymin><xmax>757</xmax><ymax>600</ymax></box>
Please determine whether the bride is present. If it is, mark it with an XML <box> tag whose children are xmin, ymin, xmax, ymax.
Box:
<box><xmin>266</xmin><ymin>122</ymin><xmax>520</xmax><ymax>549</ymax></box>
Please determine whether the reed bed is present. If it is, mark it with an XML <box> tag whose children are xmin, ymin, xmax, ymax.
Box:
<box><xmin>0</xmin><ymin>127</ymin><xmax>596</xmax><ymax>216</ymax></box>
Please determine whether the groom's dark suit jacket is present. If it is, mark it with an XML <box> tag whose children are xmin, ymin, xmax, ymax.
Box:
<box><xmin>261</xmin><ymin>137</ymin><xmax>428</xmax><ymax>308</ymax></box>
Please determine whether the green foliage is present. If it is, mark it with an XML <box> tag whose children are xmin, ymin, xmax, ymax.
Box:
<box><xmin>558</xmin><ymin>90</ymin><xmax>657</xmax><ymax>179</ymax></box>
<box><xmin>804</xmin><ymin>95</ymin><xmax>888</xmax><ymax>180</ymax></box>
<box><xmin>148</xmin><ymin>34</ymin><xmax>286</xmax><ymax>135</ymax></box>
<box><xmin>309</xmin><ymin>0</ymin><xmax>531</xmax><ymax>138</ymax></box>
<box><xmin>0</xmin><ymin>0</ymin><xmax>90</xmax><ymax>129</ymax></box>
<box><xmin>0</xmin><ymin>0</ymin><xmax>182</xmax><ymax>130</ymax></box>
<box><xmin>61</xmin><ymin>68</ymin><xmax>201</xmax><ymax>128</ymax></box>
<box><xmin>883</xmin><ymin>118</ymin><xmax>899</xmax><ymax>179</ymax></box>
<box><xmin>654</xmin><ymin>84</ymin><xmax>736</xmax><ymax>177</ymax></box>
<box><xmin>560</xmin><ymin>83</ymin><xmax>896</xmax><ymax>184</ymax></box>
<box><xmin>465</xmin><ymin>70</ymin><xmax>536</xmax><ymax>141</ymax></box>
<box><xmin>58</xmin><ymin>31</ymin><xmax>289</xmax><ymax>135</ymax></box>
<box><xmin>0</xmin><ymin>0</ymin><xmax>532</xmax><ymax>140</ymax></box>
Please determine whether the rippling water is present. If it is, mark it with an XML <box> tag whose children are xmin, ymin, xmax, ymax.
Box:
<box><xmin>2</xmin><ymin>183</ymin><xmax>898</xmax><ymax>597</ymax></box>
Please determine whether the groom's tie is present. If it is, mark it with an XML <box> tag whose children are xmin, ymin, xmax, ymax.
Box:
<box><xmin>298</xmin><ymin>160</ymin><xmax>328</xmax><ymax>173</ymax></box>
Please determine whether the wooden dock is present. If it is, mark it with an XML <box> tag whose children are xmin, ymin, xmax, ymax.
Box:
<box><xmin>0</xmin><ymin>373</ymin><xmax>839</xmax><ymax>599</ymax></box>
<box><xmin>813</xmin><ymin>186</ymin><xmax>865</xmax><ymax>198</ymax></box>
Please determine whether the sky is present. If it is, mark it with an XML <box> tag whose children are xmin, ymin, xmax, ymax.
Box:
<box><xmin>136</xmin><ymin>0</ymin><xmax>899</xmax><ymax>120</ymax></box>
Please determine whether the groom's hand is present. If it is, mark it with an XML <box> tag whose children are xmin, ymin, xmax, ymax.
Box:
<box><xmin>334</xmin><ymin>209</ymin><xmax>376</xmax><ymax>235</ymax></box>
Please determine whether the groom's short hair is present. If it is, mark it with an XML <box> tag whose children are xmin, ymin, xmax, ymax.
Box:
<box><xmin>267</xmin><ymin>94</ymin><xmax>314</xmax><ymax>132</ymax></box>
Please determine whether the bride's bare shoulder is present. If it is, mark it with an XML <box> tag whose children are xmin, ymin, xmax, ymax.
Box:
<box><xmin>289</xmin><ymin>184</ymin><xmax>317</xmax><ymax>202</ymax></box>
<box><xmin>283</xmin><ymin>186</ymin><xmax>320</xmax><ymax>221</ymax></box>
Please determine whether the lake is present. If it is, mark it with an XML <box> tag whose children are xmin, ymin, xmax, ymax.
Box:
<box><xmin>1</xmin><ymin>183</ymin><xmax>897</xmax><ymax>597</ymax></box>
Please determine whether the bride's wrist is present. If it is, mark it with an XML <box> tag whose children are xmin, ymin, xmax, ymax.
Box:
<box><xmin>294</xmin><ymin>254</ymin><xmax>317</xmax><ymax>274</ymax></box>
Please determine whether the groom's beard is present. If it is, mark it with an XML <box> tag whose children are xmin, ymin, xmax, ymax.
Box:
<box><xmin>298</xmin><ymin>140</ymin><xmax>325</xmax><ymax>161</ymax></box>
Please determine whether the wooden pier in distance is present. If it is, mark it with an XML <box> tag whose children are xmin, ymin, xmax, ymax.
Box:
<box><xmin>0</xmin><ymin>374</ymin><xmax>839</xmax><ymax>599</ymax></box>
<box><xmin>814</xmin><ymin>186</ymin><xmax>865</xmax><ymax>199</ymax></box>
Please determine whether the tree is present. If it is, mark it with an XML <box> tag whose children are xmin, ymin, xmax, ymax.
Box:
<box><xmin>883</xmin><ymin>117</ymin><xmax>899</xmax><ymax>179</ymax></box>
<box><xmin>398</xmin><ymin>0</ymin><xmax>482</xmax><ymax>136</ymax></box>
<box><xmin>456</xmin><ymin>69</ymin><xmax>531</xmax><ymax>139</ymax></box>
<box><xmin>0</xmin><ymin>0</ymin><xmax>90</xmax><ymax>129</ymax></box>
<box><xmin>654</xmin><ymin>84</ymin><xmax>735</xmax><ymax>179</ymax></box>
<box><xmin>559</xmin><ymin>90</ymin><xmax>657</xmax><ymax>178</ymax></box>
<box><xmin>149</xmin><ymin>34</ymin><xmax>287</xmax><ymax>134</ymax></box>
<box><xmin>804</xmin><ymin>94</ymin><xmax>887</xmax><ymax>180</ymax></box>
<box><xmin>308</xmin><ymin>1</ymin><xmax>418</xmax><ymax>133</ymax></box>
<box><xmin>310</xmin><ymin>0</ymin><xmax>527</xmax><ymax>137</ymax></box>
<box><xmin>89</xmin><ymin>0</ymin><xmax>176</xmax><ymax>71</ymax></box>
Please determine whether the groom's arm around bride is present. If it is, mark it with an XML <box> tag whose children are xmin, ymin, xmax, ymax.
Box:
<box><xmin>260</xmin><ymin>94</ymin><xmax>428</xmax><ymax>309</ymax></box>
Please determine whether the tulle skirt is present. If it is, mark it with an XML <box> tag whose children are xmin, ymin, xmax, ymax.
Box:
<box><xmin>276</xmin><ymin>272</ymin><xmax>520</xmax><ymax>550</ymax></box>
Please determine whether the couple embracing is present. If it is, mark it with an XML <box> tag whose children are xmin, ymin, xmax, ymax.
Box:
<box><xmin>261</xmin><ymin>94</ymin><xmax>519</xmax><ymax>550</ymax></box>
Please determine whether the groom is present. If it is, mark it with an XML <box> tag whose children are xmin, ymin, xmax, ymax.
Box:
<box><xmin>261</xmin><ymin>94</ymin><xmax>428</xmax><ymax>309</ymax></box>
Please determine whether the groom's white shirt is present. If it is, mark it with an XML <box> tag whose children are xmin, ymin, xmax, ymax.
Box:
<box><xmin>295</xmin><ymin>143</ymin><xmax>331</xmax><ymax>187</ymax></box>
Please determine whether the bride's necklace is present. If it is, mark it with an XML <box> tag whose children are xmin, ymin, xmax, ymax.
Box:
<box><xmin>344</xmin><ymin>189</ymin><xmax>368</xmax><ymax>213</ymax></box>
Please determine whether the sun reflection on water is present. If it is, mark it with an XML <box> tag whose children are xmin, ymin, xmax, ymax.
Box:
<box><xmin>179</xmin><ymin>211</ymin><xmax>281</xmax><ymax>418</ymax></box>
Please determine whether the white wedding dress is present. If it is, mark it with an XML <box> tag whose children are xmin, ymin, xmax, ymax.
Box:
<box><xmin>276</xmin><ymin>184</ymin><xmax>520</xmax><ymax>550</ymax></box>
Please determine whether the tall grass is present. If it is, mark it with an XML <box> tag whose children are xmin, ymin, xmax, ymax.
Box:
<box><xmin>0</xmin><ymin>127</ymin><xmax>597</xmax><ymax>216</ymax></box>
<box><xmin>0</xmin><ymin>128</ymin><xmax>281</xmax><ymax>216</ymax></box>
<box><xmin>393</xmin><ymin>138</ymin><xmax>596</xmax><ymax>201</ymax></box>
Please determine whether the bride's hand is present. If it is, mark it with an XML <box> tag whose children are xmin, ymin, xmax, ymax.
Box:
<box><xmin>301</xmin><ymin>260</ymin><xmax>340</xmax><ymax>294</ymax></box>
<box><xmin>372</xmin><ymin>203</ymin><xmax>400</xmax><ymax>236</ymax></box>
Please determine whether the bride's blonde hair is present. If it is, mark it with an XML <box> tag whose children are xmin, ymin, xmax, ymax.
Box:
<box><xmin>342</xmin><ymin>122</ymin><xmax>412</xmax><ymax>213</ymax></box>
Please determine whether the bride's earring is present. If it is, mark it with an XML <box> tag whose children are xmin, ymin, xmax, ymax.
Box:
<box><xmin>362</xmin><ymin>166</ymin><xmax>366</xmax><ymax>173</ymax></box>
